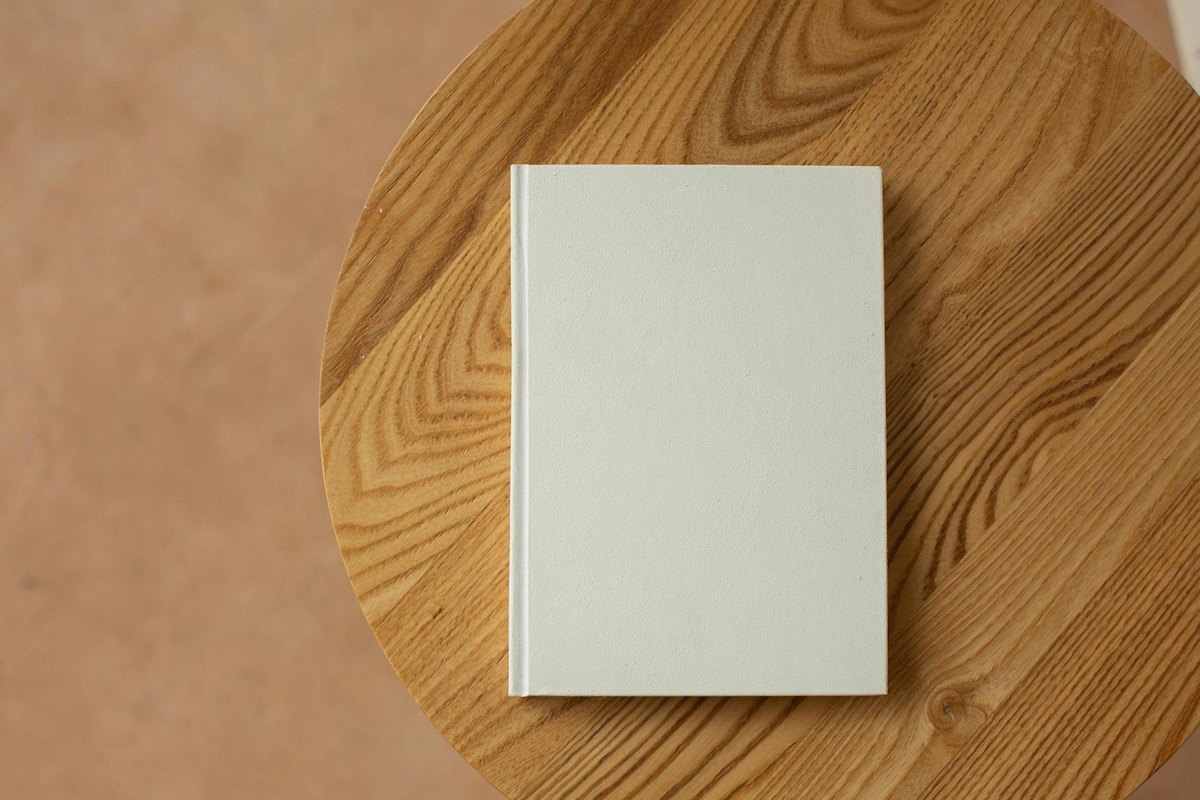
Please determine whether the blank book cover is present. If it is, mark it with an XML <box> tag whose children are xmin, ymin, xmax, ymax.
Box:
<box><xmin>510</xmin><ymin>165</ymin><xmax>887</xmax><ymax>697</ymax></box>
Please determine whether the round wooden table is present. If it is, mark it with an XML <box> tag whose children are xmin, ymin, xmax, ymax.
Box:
<box><xmin>319</xmin><ymin>0</ymin><xmax>1200</xmax><ymax>796</ymax></box>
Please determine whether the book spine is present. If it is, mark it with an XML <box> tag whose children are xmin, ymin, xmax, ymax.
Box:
<box><xmin>509</xmin><ymin>165</ymin><xmax>530</xmax><ymax>696</ymax></box>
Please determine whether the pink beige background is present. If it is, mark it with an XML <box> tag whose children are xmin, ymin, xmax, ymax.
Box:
<box><xmin>0</xmin><ymin>1</ymin><xmax>1195</xmax><ymax>797</ymax></box>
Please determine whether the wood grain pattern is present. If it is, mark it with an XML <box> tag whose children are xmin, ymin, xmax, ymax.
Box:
<box><xmin>319</xmin><ymin>0</ymin><xmax>1200</xmax><ymax>796</ymax></box>
<box><xmin>320</xmin><ymin>0</ymin><xmax>692</xmax><ymax>402</ymax></box>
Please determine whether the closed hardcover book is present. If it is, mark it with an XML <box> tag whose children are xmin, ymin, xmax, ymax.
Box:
<box><xmin>510</xmin><ymin>165</ymin><xmax>886</xmax><ymax>696</ymax></box>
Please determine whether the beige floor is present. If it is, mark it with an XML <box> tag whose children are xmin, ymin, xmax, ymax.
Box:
<box><xmin>0</xmin><ymin>1</ymin><xmax>1195</xmax><ymax>798</ymax></box>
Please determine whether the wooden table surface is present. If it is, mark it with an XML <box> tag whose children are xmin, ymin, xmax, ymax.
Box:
<box><xmin>318</xmin><ymin>0</ymin><xmax>1200</xmax><ymax>796</ymax></box>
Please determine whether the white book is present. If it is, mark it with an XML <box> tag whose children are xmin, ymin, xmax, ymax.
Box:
<box><xmin>510</xmin><ymin>165</ymin><xmax>887</xmax><ymax>696</ymax></box>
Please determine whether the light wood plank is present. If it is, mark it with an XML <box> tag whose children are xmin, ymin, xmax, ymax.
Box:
<box><xmin>320</xmin><ymin>0</ymin><xmax>1200</xmax><ymax>795</ymax></box>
